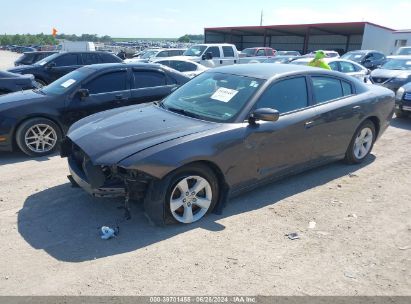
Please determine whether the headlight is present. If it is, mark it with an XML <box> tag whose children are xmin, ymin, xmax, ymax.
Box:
<box><xmin>396</xmin><ymin>87</ymin><xmax>405</xmax><ymax>100</ymax></box>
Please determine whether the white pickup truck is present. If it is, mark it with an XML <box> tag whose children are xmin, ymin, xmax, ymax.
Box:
<box><xmin>180</xmin><ymin>43</ymin><xmax>273</xmax><ymax>67</ymax></box>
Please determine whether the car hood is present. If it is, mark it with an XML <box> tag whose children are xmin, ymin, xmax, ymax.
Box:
<box><xmin>0</xmin><ymin>89</ymin><xmax>47</xmax><ymax>109</ymax></box>
<box><xmin>371</xmin><ymin>69</ymin><xmax>411</xmax><ymax>78</ymax></box>
<box><xmin>7</xmin><ymin>65</ymin><xmax>36</xmax><ymax>74</ymax></box>
<box><xmin>0</xmin><ymin>71</ymin><xmax>33</xmax><ymax>80</ymax></box>
<box><xmin>67</xmin><ymin>104</ymin><xmax>219</xmax><ymax>165</ymax></box>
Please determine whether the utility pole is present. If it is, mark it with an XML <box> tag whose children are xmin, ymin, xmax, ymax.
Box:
<box><xmin>260</xmin><ymin>9</ymin><xmax>263</xmax><ymax>26</ymax></box>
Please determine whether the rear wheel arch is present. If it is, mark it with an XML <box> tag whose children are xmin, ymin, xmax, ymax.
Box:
<box><xmin>364</xmin><ymin>116</ymin><xmax>380</xmax><ymax>138</ymax></box>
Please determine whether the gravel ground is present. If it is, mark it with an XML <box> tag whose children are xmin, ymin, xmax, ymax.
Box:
<box><xmin>0</xmin><ymin>50</ymin><xmax>19</xmax><ymax>70</ymax></box>
<box><xmin>0</xmin><ymin>51</ymin><xmax>410</xmax><ymax>296</ymax></box>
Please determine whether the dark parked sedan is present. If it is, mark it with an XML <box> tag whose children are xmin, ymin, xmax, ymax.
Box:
<box><xmin>8</xmin><ymin>51</ymin><xmax>122</xmax><ymax>87</ymax></box>
<box><xmin>0</xmin><ymin>63</ymin><xmax>189</xmax><ymax>156</ymax></box>
<box><xmin>370</xmin><ymin>56</ymin><xmax>411</xmax><ymax>92</ymax></box>
<box><xmin>341</xmin><ymin>50</ymin><xmax>386</xmax><ymax>70</ymax></box>
<box><xmin>14</xmin><ymin>51</ymin><xmax>58</xmax><ymax>66</ymax></box>
<box><xmin>61</xmin><ymin>64</ymin><xmax>394</xmax><ymax>225</ymax></box>
<box><xmin>394</xmin><ymin>82</ymin><xmax>411</xmax><ymax>118</ymax></box>
<box><xmin>0</xmin><ymin>71</ymin><xmax>38</xmax><ymax>95</ymax></box>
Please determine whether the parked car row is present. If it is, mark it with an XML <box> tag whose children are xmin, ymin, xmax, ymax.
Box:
<box><xmin>8</xmin><ymin>51</ymin><xmax>123</xmax><ymax>87</ymax></box>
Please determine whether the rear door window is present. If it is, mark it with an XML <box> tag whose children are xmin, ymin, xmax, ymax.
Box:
<box><xmin>84</xmin><ymin>71</ymin><xmax>127</xmax><ymax>94</ymax></box>
<box><xmin>328</xmin><ymin>61</ymin><xmax>339</xmax><ymax>71</ymax></box>
<box><xmin>133</xmin><ymin>70</ymin><xmax>167</xmax><ymax>88</ymax></box>
<box><xmin>222</xmin><ymin>46</ymin><xmax>235</xmax><ymax>57</ymax></box>
<box><xmin>81</xmin><ymin>53</ymin><xmax>102</xmax><ymax>65</ymax></box>
<box><xmin>339</xmin><ymin>61</ymin><xmax>356</xmax><ymax>73</ymax></box>
<box><xmin>254</xmin><ymin>77</ymin><xmax>308</xmax><ymax>114</ymax></box>
<box><xmin>53</xmin><ymin>54</ymin><xmax>79</xmax><ymax>66</ymax></box>
<box><xmin>256</xmin><ymin>49</ymin><xmax>265</xmax><ymax>56</ymax></box>
<box><xmin>312</xmin><ymin>76</ymin><xmax>353</xmax><ymax>103</ymax></box>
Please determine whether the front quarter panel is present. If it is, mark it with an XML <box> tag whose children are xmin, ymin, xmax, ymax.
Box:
<box><xmin>118</xmin><ymin>123</ymin><xmax>258</xmax><ymax>190</ymax></box>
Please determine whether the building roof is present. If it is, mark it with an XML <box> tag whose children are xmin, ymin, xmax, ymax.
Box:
<box><xmin>205</xmin><ymin>22</ymin><xmax>394</xmax><ymax>36</ymax></box>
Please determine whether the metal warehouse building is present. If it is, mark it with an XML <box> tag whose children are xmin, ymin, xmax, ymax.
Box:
<box><xmin>204</xmin><ymin>22</ymin><xmax>411</xmax><ymax>55</ymax></box>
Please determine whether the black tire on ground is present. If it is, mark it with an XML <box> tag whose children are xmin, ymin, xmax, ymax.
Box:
<box><xmin>15</xmin><ymin>118</ymin><xmax>62</xmax><ymax>157</ymax></box>
<box><xmin>395</xmin><ymin>109</ymin><xmax>407</xmax><ymax>118</ymax></box>
<box><xmin>344</xmin><ymin>119</ymin><xmax>376</xmax><ymax>164</ymax></box>
<box><xmin>164</xmin><ymin>163</ymin><xmax>220</xmax><ymax>224</ymax></box>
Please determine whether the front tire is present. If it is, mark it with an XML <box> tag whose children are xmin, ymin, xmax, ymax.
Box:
<box><xmin>16</xmin><ymin>118</ymin><xmax>61</xmax><ymax>157</ymax></box>
<box><xmin>165</xmin><ymin>164</ymin><xmax>219</xmax><ymax>224</ymax></box>
<box><xmin>345</xmin><ymin>120</ymin><xmax>375</xmax><ymax>164</ymax></box>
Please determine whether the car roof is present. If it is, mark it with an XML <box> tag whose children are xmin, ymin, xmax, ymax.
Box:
<box><xmin>78</xmin><ymin>62</ymin><xmax>164</xmax><ymax>71</ymax></box>
<box><xmin>209</xmin><ymin>63</ymin><xmax>323</xmax><ymax>79</ymax></box>
<box><xmin>387</xmin><ymin>55</ymin><xmax>411</xmax><ymax>59</ymax></box>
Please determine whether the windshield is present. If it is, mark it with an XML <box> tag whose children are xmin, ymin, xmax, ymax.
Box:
<box><xmin>396</xmin><ymin>48</ymin><xmax>411</xmax><ymax>55</ymax></box>
<box><xmin>141</xmin><ymin>50</ymin><xmax>159</xmax><ymax>59</ymax></box>
<box><xmin>34</xmin><ymin>53</ymin><xmax>59</xmax><ymax>66</ymax></box>
<box><xmin>162</xmin><ymin>72</ymin><xmax>264</xmax><ymax>122</ymax></box>
<box><xmin>41</xmin><ymin>69</ymin><xmax>89</xmax><ymax>95</ymax></box>
<box><xmin>381</xmin><ymin>59</ymin><xmax>411</xmax><ymax>70</ymax></box>
<box><xmin>341</xmin><ymin>52</ymin><xmax>365</xmax><ymax>62</ymax></box>
<box><xmin>183</xmin><ymin>45</ymin><xmax>207</xmax><ymax>56</ymax></box>
<box><xmin>290</xmin><ymin>60</ymin><xmax>309</xmax><ymax>66</ymax></box>
<box><xmin>242</xmin><ymin>48</ymin><xmax>256</xmax><ymax>57</ymax></box>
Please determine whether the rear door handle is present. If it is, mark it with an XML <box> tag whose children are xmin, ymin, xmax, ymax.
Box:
<box><xmin>352</xmin><ymin>105</ymin><xmax>361</xmax><ymax>113</ymax></box>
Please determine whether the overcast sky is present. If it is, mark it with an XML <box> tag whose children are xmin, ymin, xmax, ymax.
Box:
<box><xmin>1</xmin><ymin>0</ymin><xmax>410</xmax><ymax>37</ymax></box>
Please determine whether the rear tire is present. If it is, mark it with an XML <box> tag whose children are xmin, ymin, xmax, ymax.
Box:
<box><xmin>345</xmin><ymin>120</ymin><xmax>375</xmax><ymax>164</ymax></box>
<box><xmin>16</xmin><ymin>118</ymin><xmax>62</xmax><ymax>157</ymax></box>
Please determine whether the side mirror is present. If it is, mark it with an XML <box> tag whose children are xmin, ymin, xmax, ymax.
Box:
<box><xmin>202</xmin><ymin>52</ymin><xmax>213</xmax><ymax>60</ymax></box>
<box><xmin>46</xmin><ymin>62</ymin><xmax>56</xmax><ymax>69</ymax></box>
<box><xmin>78</xmin><ymin>88</ymin><xmax>89</xmax><ymax>99</ymax></box>
<box><xmin>249</xmin><ymin>108</ymin><xmax>280</xmax><ymax>124</ymax></box>
<box><xmin>171</xmin><ymin>85</ymin><xmax>180</xmax><ymax>92</ymax></box>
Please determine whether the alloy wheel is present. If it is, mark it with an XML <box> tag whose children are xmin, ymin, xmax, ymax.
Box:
<box><xmin>353</xmin><ymin>127</ymin><xmax>373</xmax><ymax>159</ymax></box>
<box><xmin>169</xmin><ymin>175</ymin><xmax>212</xmax><ymax>224</ymax></box>
<box><xmin>24</xmin><ymin>124</ymin><xmax>58</xmax><ymax>153</ymax></box>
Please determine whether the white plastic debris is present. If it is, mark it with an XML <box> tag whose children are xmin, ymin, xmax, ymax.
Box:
<box><xmin>286</xmin><ymin>232</ymin><xmax>300</xmax><ymax>240</ymax></box>
<box><xmin>308</xmin><ymin>221</ymin><xmax>316</xmax><ymax>229</ymax></box>
<box><xmin>100</xmin><ymin>226</ymin><xmax>116</xmax><ymax>240</ymax></box>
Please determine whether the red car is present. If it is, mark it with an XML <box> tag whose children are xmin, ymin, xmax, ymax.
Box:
<box><xmin>241</xmin><ymin>47</ymin><xmax>276</xmax><ymax>57</ymax></box>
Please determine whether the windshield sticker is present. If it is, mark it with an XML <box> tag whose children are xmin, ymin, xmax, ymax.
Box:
<box><xmin>250</xmin><ymin>81</ymin><xmax>259</xmax><ymax>88</ymax></box>
<box><xmin>211</xmin><ymin>87</ymin><xmax>238</xmax><ymax>102</ymax></box>
<box><xmin>60</xmin><ymin>79</ymin><xmax>76</xmax><ymax>88</ymax></box>
<box><xmin>38</xmin><ymin>61</ymin><xmax>47</xmax><ymax>66</ymax></box>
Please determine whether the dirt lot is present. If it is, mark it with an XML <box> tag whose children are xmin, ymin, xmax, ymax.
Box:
<box><xmin>0</xmin><ymin>51</ymin><xmax>410</xmax><ymax>296</ymax></box>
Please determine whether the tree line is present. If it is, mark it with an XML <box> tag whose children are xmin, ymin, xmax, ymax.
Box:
<box><xmin>0</xmin><ymin>33</ymin><xmax>114</xmax><ymax>46</ymax></box>
<box><xmin>177</xmin><ymin>34</ymin><xmax>204</xmax><ymax>43</ymax></box>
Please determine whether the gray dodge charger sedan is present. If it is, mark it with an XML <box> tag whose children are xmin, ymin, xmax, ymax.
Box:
<box><xmin>61</xmin><ymin>64</ymin><xmax>395</xmax><ymax>225</ymax></box>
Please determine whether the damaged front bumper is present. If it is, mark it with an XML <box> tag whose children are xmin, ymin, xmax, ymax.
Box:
<box><xmin>62</xmin><ymin>137</ymin><xmax>152</xmax><ymax>201</ymax></box>
<box><xmin>68</xmin><ymin>156</ymin><xmax>125</xmax><ymax>198</ymax></box>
